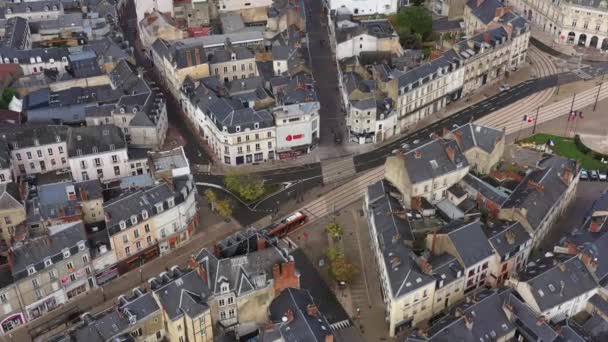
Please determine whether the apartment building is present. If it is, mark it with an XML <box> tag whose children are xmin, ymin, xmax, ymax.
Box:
<box><xmin>464</xmin><ymin>0</ymin><xmax>517</xmax><ymax>35</ymax></box>
<box><xmin>8</xmin><ymin>221</ymin><xmax>93</xmax><ymax>321</ymax></box>
<box><xmin>87</xmin><ymin>60</ymin><xmax>168</xmax><ymax>149</ymax></box>
<box><xmin>0</xmin><ymin>183</ymin><xmax>25</xmax><ymax>246</ymax></box>
<box><xmin>67</xmin><ymin>125</ymin><xmax>130</xmax><ymax>182</ymax></box>
<box><xmin>3</xmin><ymin>0</ymin><xmax>64</xmax><ymax>22</ymax></box>
<box><xmin>151</xmin><ymin>38</ymin><xmax>210</xmax><ymax>99</ymax></box>
<box><xmin>150</xmin><ymin>267</ymin><xmax>214</xmax><ymax>342</ymax></box>
<box><xmin>427</xmin><ymin>220</ymin><xmax>495</xmax><ymax>293</ymax></box>
<box><xmin>209</xmin><ymin>47</ymin><xmax>258</xmax><ymax>83</ymax></box>
<box><xmin>0</xmin><ymin>145</ymin><xmax>12</xmax><ymax>184</ymax></box>
<box><xmin>365</xmin><ymin>180</ymin><xmax>436</xmax><ymax>337</ymax></box>
<box><xmin>444</xmin><ymin>123</ymin><xmax>505</xmax><ymax>175</ymax></box>
<box><xmin>49</xmin><ymin>289</ymin><xmax>164</xmax><ymax>341</ymax></box>
<box><xmin>499</xmin><ymin>155</ymin><xmax>579</xmax><ymax>247</ymax></box>
<box><xmin>184</xmin><ymin>81</ymin><xmax>276</xmax><ymax>165</ymax></box>
<box><xmin>0</xmin><ymin>47</ymin><xmax>70</xmax><ymax>76</ymax></box>
<box><xmin>485</xmin><ymin>221</ymin><xmax>532</xmax><ymax>287</ymax></box>
<box><xmin>1</xmin><ymin>126</ymin><xmax>69</xmax><ymax>177</ymax></box>
<box><xmin>327</xmin><ymin>0</ymin><xmax>399</xmax><ymax>16</ymax></box>
<box><xmin>384</xmin><ymin>137</ymin><xmax>470</xmax><ymax>206</ymax></box>
<box><xmin>415</xmin><ymin>253</ymin><xmax>465</xmax><ymax>315</ymax></box>
<box><xmin>273</xmin><ymin>102</ymin><xmax>320</xmax><ymax>158</ymax></box>
<box><xmin>509</xmin><ymin>256</ymin><xmax>598</xmax><ymax>322</ymax></box>
<box><xmin>217</xmin><ymin>0</ymin><xmax>272</xmax><ymax>12</ymax></box>
<box><xmin>0</xmin><ymin>17</ymin><xmax>32</xmax><ymax>50</ymax></box>
<box><xmin>173</xmin><ymin>0</ymin><xmax>211</xmax><ymax>28</ymax></box>
<box><xmin>0</xmin><ymin>268</ymin><xmax>24</xmax><ymax>336</ymax></box>
<box><xmin>335</xmin><ymin>19</ymin><xmax>402</xmax><ymax>60</ymax></box>
<box><xmin>194</xmin><ymin>246</ymin><xmax>298</xmax><ymax>331</ymax></box>
<box><xmin>510</xmin><ymin>0</ymin><xmax>608</xmax><ymax>50</ymax></box>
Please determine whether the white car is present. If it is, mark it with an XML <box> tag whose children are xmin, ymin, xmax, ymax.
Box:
<box><xmin>499</xmin><ymin>84</ymin><xmax>511</xmax><ymax>92</ymax></box>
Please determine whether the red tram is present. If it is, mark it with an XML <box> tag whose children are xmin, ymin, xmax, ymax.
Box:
<box><xmin>265</xmin><ymin>211</ymin><xmax>307</xmax><ymax>238</ymax></box>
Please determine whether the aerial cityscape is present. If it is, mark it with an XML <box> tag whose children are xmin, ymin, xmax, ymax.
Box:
<box><xmin>0</xmin><ymin>0</ymin><xmax>606</xmax><ymax>340</ymax></box>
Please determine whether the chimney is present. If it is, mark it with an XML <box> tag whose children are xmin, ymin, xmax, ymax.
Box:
<box><xmin>483</xmin><ymin>33</ymin><xmax>491</xmax><ymax>43</ymax></box>
<box><xmin>464</xmin><ymin>314</ymin><xmax>474</xmax><ymax>330</ymax></box>
<box><xmin>306</xmin><ymin>304</ymin><xmax>319</xmax><ymax>317</ymax></box>
<box><xmin>283</xmin><ymin>309</ymin><xmax>294</xmax><ymax>324</ymax></box>
<box><xmin>187</xmin><ymin>254</ymin><xmax>197</xmax><ymax>270</ymax></box>
<box><xmin>430</xmin><ymin>133</ymin><xmax>440</xmax><ymax>140</ymax></box>
<box><xmin>453</xmin><ymin>130</ymin><xmax>462</xmax><ymax>149</ymax></box>
<box><xmin>431</xmin><ymin>230</ymin><xmax>437</xmax><ymax>256</ymax></box>
<box><xmin>411</xmin><ymin>197</ymin><xmax>422</xmax><ymax>210</ymax></box>
<box><xmin>536</xmin><ymin>315</ymin><xmax>546</xmax><ymax>326</ymax></box>
<box><xmin>505</xmin><ymin>23</ymin><xmax>513</xmax><ymax>39</ymax></box>
<box><xmin>455</xmin><ymin>307</ymin><xmax>464</xmax><ymax>317</ymax></box>
<box><xmin>563</xmin><ymin>240</ymin><xmax>578</xmax><ymax>255</ymax></box>
<box><xmin>418</xmin><ymin>256</ymin><xmax>433</xmax><ymax>275</ymax></box>
<box><xmin>186</xmin><ymin>50</ymin><xmax>193</xmax><ymax>67</ymax></box>
<box><xmin>559</xmin><ymin>280</ymin><xmax>565</xmax><ymax>297</ymax></box>
<box><xmin>446</xmin><ymin>146</ymin><xmax>456</xmax><ymax>163</ymax></box>
<box><xmin>503</xmin><ymin>302</ymin><xmax>515</xmax><ymax>322</ymax></box>
<box><xmin>557</xmin><ymin>262</ymin><xmax>566</xmax><ymax>272</ymax></box>
<box><xmin>495</xmin><ymin>7</ymin><xmax>505</xmax><ymax>19</ymax></box>
<box><xmin>257</xmin><ymin>236</ymin><xmax>267</xmax><ymax>251</ymax></box>
<box><xmin>578</xmin><ymin>251</ymin><xmax>598</xmax><ymax>273</ymax></box>
<box><xmin>505</xmin><ymin>230</ymin><xmax>516</xmax><ymax>245</ymax></box>
<box><xmin>442</xmin><ymin>127</ymin><xmax>450</xmax><ymax>137</ymax></box>
<box><xmin>476</xmin><ymin>0</ymin><xmax>484</xmax><ymax>6</ymax></box>
<box><xmin>194</xmin><ymin>47</ymin><xmax>201</xmax><ymax>65</ymax></box>
<box><xmin>324</xmin><ymin>335</ymin><xmax>334</xmax><ymax>342</ymax></box>
<box><xmin>415</xmin><ymin>150</ymin><xmax>422</xmax><ymax>159</ymax></box>
<box><xmin>589</xmin><ymin>218</ymin><xmax>602</xmax><ymax>233</ymax></box>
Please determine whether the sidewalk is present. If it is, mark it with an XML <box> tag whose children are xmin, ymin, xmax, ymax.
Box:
<box><xmin>532</xmin><ymin>27</ymin><xmax>608</xmax><ymax>62</ymax></box>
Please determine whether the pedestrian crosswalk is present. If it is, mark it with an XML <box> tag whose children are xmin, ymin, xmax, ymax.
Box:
<box><xmin>330</xmin><ymin>319</ymin><xmax>351</xmax><ymax>331</ymax></box>
<box><xmin>321</xmin><ymin>155</ymin><xmax>356</xmax><ymax>184</ymax></box>
<box><xmin>573</xmin><ymin>68</ymin><xmax>593</xmax><ymax>80</ymax></box>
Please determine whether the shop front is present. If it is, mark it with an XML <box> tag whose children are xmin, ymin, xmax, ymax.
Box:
<box><xmin>0</xmin><ymin>312</ymin><xmax>25</xmax><ymax>334</ymax></box>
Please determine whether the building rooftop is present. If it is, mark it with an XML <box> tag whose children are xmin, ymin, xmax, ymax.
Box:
<box><xmin>450</xmin><ymin>123</ymin><xmax>504</xmax><ymax>154</ymax></box>
<box><xmin>484</xmin><ymin>221</ymin><xmax>531</xmax><ymax>259</ymax></box>
<box><xmin>9</xmin><ymin>220</ymin><xmax>86</xmax><ymax>281</ymax></box>
<box><xmin>443</xmin><ymin>220</ymin><xmax>494</xmax><ymax>268</ymax></box>
<box><xmin>151</xmin><ymin>268</ymin><xmax>210</xmax><ymax>321</ymax></box>
<box><xmin>67</xmin><ymin>124</ymin><xmax>126</xmax><ymax>157</ymax></box>
<box><xmin>518</xmin><ymin>255</ymin><xmax>597</xmax><ymax>312</ymax></box>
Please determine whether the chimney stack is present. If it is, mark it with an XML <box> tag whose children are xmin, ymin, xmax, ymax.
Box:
<box><xmin>446</xmin><ymin>146</ymin><xmax>456</xmax><ymax>163</ymax></box>
<box><xmin>464</xmin><ymin>314</ymin><xmax>474</xmax><ymax>330</ymax></box>
<box><xmin>306</xmin><ymin>304</ymin><xmax>319</xmax><ymax>317</ymax></box>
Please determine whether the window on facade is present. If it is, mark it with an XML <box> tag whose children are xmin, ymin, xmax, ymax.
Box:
<box><xmin>15</xmin><ymin>153</ymin><xmax>21</xmax><ymax>161</ymax></box>
<box><xmin>26</xmin><ymin>152</ymin><xmax>32</xmax><ymax>159</ymax></box>
<box><xmin>219</xmin><ymin>299</ymin><xmax>225</xmax><ymax>307</ymax></box>
<box><xmin>125</xmin><ymin>246</ymin><xmax>131</xmax><ymax>256</ymax></box>
<box><xmin>94</xmin><ymin>158</ymin><xmax>101</xmax><ymax>167</ymax></box>
<box><xmin>145</xmin><ymin>224</ymin><xmax>150</xmax><ymax>233</ymax></box>
<box><xmin>134</xmin><ymin>229</ymin><xmax>140</xmax><ymax>239</ymax></box>
<box><xmin>112</xmin><ymin>155</ymin><xmax>118</xmax><ymax>163</ymax></box>
<box><xmin>147</xmin><ymin>236</ymin><xmax>152</xmax><ymax>245</ymax></box>
<box><xmin>220</xmin><ymin>311</ymin><xmax>227</xmax><ymax>320</ymax></box>
<box><xmin>114</xmin><ymin>166</ymin><xmax>120</xmax><ymax>176</ymax></box>
<box><xmin>123</xmin><ymin>235</ymin><xmax>128</xmax><ymax>243</ymax></box>
<box><xmin>227</xmin><ymin>296</ymin><xmax>234</xmax><ymax>305</ymax></box>
<box><xmin>136</xmin><ymin>241</ymin><xmax>142</xmax><ymax>250</ymax></box>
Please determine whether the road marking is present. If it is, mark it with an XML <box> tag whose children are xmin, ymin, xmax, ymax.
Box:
<box><xmin>351</xmin><ymin>210</ymin><xmax>372</xmax><ymax>306</ymax></box>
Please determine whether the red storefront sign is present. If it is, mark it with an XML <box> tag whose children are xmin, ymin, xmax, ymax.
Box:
<box><xmin>285</xmin><ymin>134</ymin><xmax>304</xmax><ymax>141</ymax></box>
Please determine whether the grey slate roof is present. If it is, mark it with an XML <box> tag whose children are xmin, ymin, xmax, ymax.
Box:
<box><xmin>10</xmin><ymin>221</ymin><xmax>86</xmax><ymax>281</ymax></box>
<box><xmin>427</xmin><ymin>253</ymin><xmax>463</xmax><ymax>288</ymax></box>
<box><xmin>503</xmin><ymin>291</ymin><xmax>559</xmax><ymax>342</ymax></box>
<box><xmin>0</xmin><ymin>182</ymin><xmax>22</xmax><ymax>210</ymax></box>
<box><xmin>451</xmin><ymin>123</ymin><xmax>503</xmax><ymax>154</ymax></box>
<box><xmin>462</xmin><ymin>173</ymin><xmax>508</xmax><ymax>205</ymax></box>
<box><xmin>0</xmin><ymin>17</ymin><xmax>29</xmax><ymax>50</ymax></box>
<box><xmin>104</xmin><ymin>183</ymin><xmax>174</xmax><ymax>235</ymax></box>
<box><xmin>3</xmin><ymin>0</ymin><xmax>63</xmax><ymax>16</ymax></box>
<box><xmin>367</xmin><ymin>180</ymin><xmax>414</xmax><ymax>243</ymax></box>
<box><xmin>195</xmin><ymin>246</ymin><xmax>288</xmax><ymax>296</ymax></box>
<box><xmin>0</xmin><ymin>125</ymin><xmax>68</xmax><ymax>150</ymax></box>
<box><xmin>502</xmin><ymin>155</ymin><xmax>578</xmax><ymax>231</ymax></box>
<box><xmin>152</xmin><ymin>269</ymin><xmax>211</xmax><ymax>321</ymax></box>
<box><xmin>578</xmin><ymin>232</ymin><xmax>608</xmax><ymax>286</ymax></box>
<box><xmin>444</xmin><ymin>220</ymin><xmax>494</xmax><ymax>268</ymax></box>
<box><xmin>399</xmin><ymin>138</ymin><xmax>469</xmax><ymax>184</ymax></box>
<box><xmin>485</xmin><ymin>221</ymin><xmax>530</xmax><ymax>259</ymax></box>
<box><xmin>0</xmin><ymin>46</ymin><xmax>69</xmax><ymax>65</ymax></box>
<box><xmin>37</xmin><ymin>181</ymin><xmax>81</xmax><ymax>219</ymax></box>
<box><xmin>67</xmin><ymin>124</ymin><xmax>126</xmax><ymax>157</ymax></box>
<box><xmin>209</xmin><ymin>46</ymin><xmax>254</xmax><ymax>64</ymax></box>
<box><xmin>410</xmin><ymin>289</ymin><xmax>516</xmax><ymax>342</ymax></box>
<box><xmin>518</xmin><ymin>256</ymin><xmax>597</xmax><ymax>312</ymax></box>
<box><xmin>336</xmin><ymin>19</ymin><xmax>397</xmax><ymax>44</ymax></box>
<box><xmin>266</xmin><ymin>288</ymin><xmax>334</xmax><ymax>342</ymax></box>
<box><xmin>366</xmin><ymin>181</ymin><xmax>433</xmax><ymax>298</ymax></box>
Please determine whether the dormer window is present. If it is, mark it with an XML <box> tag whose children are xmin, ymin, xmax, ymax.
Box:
<box><xmin>27</xmin><ymin>267</ymin><xmax>36</xmax><ymax>275</ymax></box>
<box><xmin>6</xmin><ymin>8</ymin><xmax>11</xmax><ymax>14</ymax></box>
<box><xmin>142</xmin><ymin>210</ymin><xmax>148</xmax><ymax>220</ymax></box>
<box><xmin>52</xmin><ymin>5</ymin><xmax>57</xmax><ymax>10</ymax></box>
<box><xmin>223</xmin><ymin>126</ymin><xmax>228</xmax><ymax>132</ymax></box>
<box><xmin>131</xmin><ymin>215</ymin><xmax>138</xmax><ymax>225</ymax></box>
<box><xmin>254</xmin><ymin>122</ymin><xmax>259</xmax><ymax>129</ymax></box>
<box><xmin>12</xmin><ymin>58</ymin><xmax>18</xmax><ymax>64</ymax></box>
<box><xmin>235</xmin><ymin>126</ymin><xmax>241</xmax><ymax>132</ymax></box>
<box><xmin>231</xmin><ymin>53</ymin><xmax>237</xmax><ymax>61</ymax></box>
<box><xmin>92</xmin><ymin>146</ymin><xmax>98</xmax><ymax>153</ymax></box>
<box><xmin>220</xmin><ymin>282</ymin><xmax>229</xmax><ymax>293</ymax></box>
<box><xmin>119</xmin><ymin>220</ymin><xmax>127</xmax><ymax>230</ymax></box>
<box><xmin>30</xmin><ymin>57</ymin><xmax>35</xmax><ymax>64</ymax></box>
<box><xmin>36</xmin><ymin>57</ymin><xmax>42</xmax><ymax>63</ymax></box>
<box><xmin>109</xmin><ymin>144</ymin><xmax>115</xmax><ymax>151</ymax></box>
<box><xmin>44</xmin><ymin>5</ymin><xmax>49</xmax><ymax>11</ymax></box>
<box><xmin>76</xmin><ymin>149</ymin><xmax>82</xmax><ymax>156</ymax></box>
<box><xmin>63</xmin><ymin>249</ymin><xmax>70</xmax><ymax>258</ymax></box>
<box><xmin>25</xmin><ymin>6</ymin><xmax>31</xmax><ymax>12</ymax></box>
<box><xmin>155</xmin><ymin>203</ymin><xmax>164</xmax><ymax>213</ymax></box>
<box><xmin>78</xmin><ymin>242</ymin><xmax>85</xmax><ymax>251</ymax></box>
<box><xmin>44</xmin><ymin>259</ymin><xmax>52</xmax><ymax>267</ymax></box>
<box><xmin>167</xmin><ymin>198</ymin><xmax>175</xmax><ymax>208</ymax></box>
<box><xmin>34</xmin><ymin>139</ymin><xmax>39</xmax><ymax>146</ymax></box>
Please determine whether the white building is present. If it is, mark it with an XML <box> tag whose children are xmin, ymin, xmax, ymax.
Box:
<box><xmin>0</xmin><ymin>47</ymin><xmax>70</xmax><ymax>76</ymax></box>
<box><xmin>148</xmin><ymin>146</ymin><xmax>191</xmax><ymax>179</ymax></box>
<box><xmin>273</xmin><ymin>102</ymin><xmax>320</xmax><ymax>158</ymax></box>
<box><xmin>348</xmin><ymin>98</ymin><xmax>398</xmax><ymax>144</ymax></box>
<box><xmin>217</xmin><ymin>0</ymin><xmax>273</xmax><ymax>12</ymax></box>
<box><xmin>67</xmin><ymin>125</ymin><xmax>130</xmax><ymax>182</ymax></box>
<box><xmin>2</xmin><ymin>126</ymin><xmax>69</xmax><ymax>177</ymax></box>
<box><xmin>328</xmin><ymin>0</ymin><xmax>399</xmax><ymax>16</ymax></box>
<box><xmin>134</xmin><ymin>0</ymin><xmax>173</xmax><ymax>24</ymax></box>
<box><xmin>335</xmin><ymin>19</ymin><xmax>402</xmax><ymax>60</ymax></box>
<box><xmin>3</xmin><ymin>0</ymin><xmax>64</xmax><ymax>22</ymax></box>
<box><xmin>152</xmin><ymin>175</ymin><xmax>198</xmax><ymax>254</ymax></box>
<box><xmin>510</xmin><ymin>256</ymin><xmax>598</xmax><ymax>322</ymax></box>
<box><xmin>510</xmin><ymin>0</ymin><xmax>608</xmax><ymax>50</ymax></box>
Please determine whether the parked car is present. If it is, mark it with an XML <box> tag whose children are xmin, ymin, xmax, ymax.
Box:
<box><xmin>499</xmin><ymin>84</ymin><xmax>511</xmax><ymax>92</ymax></box>
<box><xmin>580</xmin><ymin>169</ymin><xmax>589</xmax><ymax>180</ymax></box>
<box><xmin>599</xmin><ymin>170</ymin><xmax>607</xmax><ymax>181</ymax></box>
<box><xmin>590</xmin><ymin>170</ymin><xmax>599</xmax><ymax>181</ymax></box>
<box><xmin>334</xmin><ymin>133</ymin><xmax>342</xmax><ymax>144</ymax></box>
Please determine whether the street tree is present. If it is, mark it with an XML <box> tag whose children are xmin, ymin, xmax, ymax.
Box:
<box><xmin>205</xmin><ymin>190</ymin><xmax>233</xmax><ymax>219</ymax></box>
<box><xmin>326</xmin><ymin>246</ymin><xmax>344</xmax><ymax>262</ymax></box>
<box><xmin>224</xmin><ymin>171</ymin><xmax>265</xmax><ymax>202</ymax></box>
<box><xmin>0</xmin><ymin>88</ymin><xmax>16</xmax><ymax>109</ymax></box>
<box><xmin>325</xmin><ymin>221</ymin><xmax>344</xmax><ymax>241</ymax></box>
<box><xmin>390</xmin><ymin>7</ymin><xmax>432</xmax><ymax>49</ymax></box>
<box><xmin>330</xmin><ymin>257</ymin><xmax>358</xmax><ymax>284</ymax></box>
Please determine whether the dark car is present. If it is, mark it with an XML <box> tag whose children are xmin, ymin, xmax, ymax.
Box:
<box><xmin>590</xmin><ymin>170</ymin><xmax>599</xmax><ymax>181</ymax></box>
<box><xmin>334</xmin><ymin>133</ymin><xmax>342</xmax><ymax>144</ymax></box>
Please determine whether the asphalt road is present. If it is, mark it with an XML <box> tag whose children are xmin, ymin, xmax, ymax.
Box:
<box><xmin>531</xmin><ymin>37</ymin><xmax>608</xmax><ymax>77</ymax></box>
<box><xmin>305</xmin><ymin>0</ymin><xmax>347</xmax><ymax>146</ymax></box>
